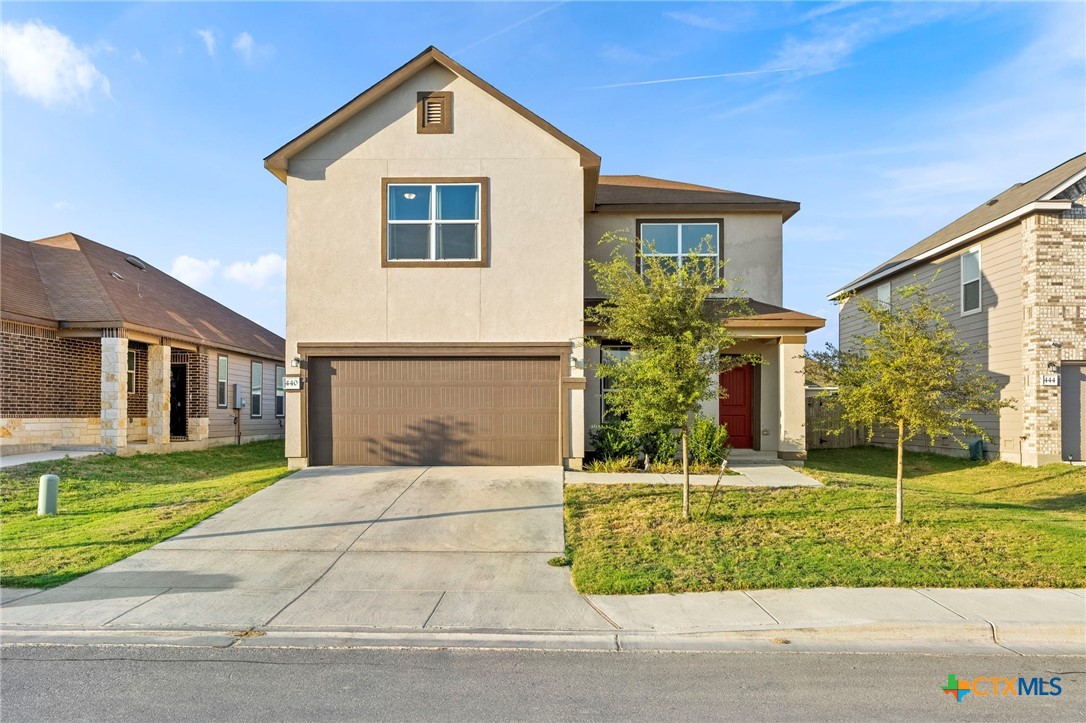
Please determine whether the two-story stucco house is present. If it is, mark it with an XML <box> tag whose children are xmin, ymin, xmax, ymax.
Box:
<box><xmin>829</xmin><ymin>153</ymin><xmax>1086</xmax><ymax>467</ymax></box>
<box><xmin>266</xmin><ymin>46</ymin><xmax>823</xmax><ymax>470</ymax></box>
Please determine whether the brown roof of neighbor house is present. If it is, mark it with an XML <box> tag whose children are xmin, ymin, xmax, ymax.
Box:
<box><xmin>831</xmin><ymin>152</ymin><xmax>1086</xmax><ymax>298</ymax></box>
<box><xmin>585</xmin><ymin>297</ymin><xmax>824</xmax><ymax>332</ymax></box>
<box><xmin>1</xmin><ymin>233</ymin><xmax>284</xmax><ymax>359</ymax></box>
<box><xmin>594</xmin><ymin>176</ymin><xmax>801</xmax><ymax>220</ymax></box>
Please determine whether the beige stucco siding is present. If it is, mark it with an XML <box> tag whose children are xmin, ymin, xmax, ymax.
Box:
<box><xmin>284</xmin><ymin>64</ymin><xmax>585</xmax><ymax>462</ymax></box>
<box><xmin>839</xmin><ymin>223</ymin><xmax>1024</xmax><ymax>461</ymax></box>
<box><xmin>584</xmin><ymin>212</ymin><xmax>784</xmax><ymax>305</ymax></box>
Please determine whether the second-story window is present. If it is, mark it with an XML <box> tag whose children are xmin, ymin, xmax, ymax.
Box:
<box><xmin>384</xmin><ymin>179</ymin><xmax>487</xmax><ymax>266</ymax></box>
<box><xmin>961</xmin><ymin>248</ymin><xmax>981</xmax><ymax>315</ymax></box>
<box><xmin>637</xmin><ymin>221</ymin><xmax>720</xmax><ymax>275</ymax></box>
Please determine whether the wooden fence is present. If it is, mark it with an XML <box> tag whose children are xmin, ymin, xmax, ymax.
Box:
<box><xmin>805</xmin><ymin>392</ymin><xmax>865</xmax><ymax>450</ymax></box>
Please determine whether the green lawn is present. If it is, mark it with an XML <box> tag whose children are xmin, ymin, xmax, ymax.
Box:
<box><xmin>565</xmin><ymin>447</ymin><xmax>1086</xmax><ymax>595</ymax></box>
<box><xmin>1</xmin><ymin>441</ymin><xmax>291</xmax><ymax>588</ymax></box>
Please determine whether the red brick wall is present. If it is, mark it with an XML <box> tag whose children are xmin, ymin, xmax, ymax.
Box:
<box><xmin>0</xmin><ymin>323</ymin><xmax>100</xmax><ymax>417</ymax></box>
<box><xmin>128</xmin><ymin>342</ymin><xmax>148</xmax><ymax>417</ymax></box>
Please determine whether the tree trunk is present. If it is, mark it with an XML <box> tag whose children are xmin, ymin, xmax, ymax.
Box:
<box><xmin>896</xmin><ymin>418</ymin><xmax>905</xmax><ymax>524</ymax></box>
<box><xmin>681</xmin><ymin>425</ymin><xmax>690</xmax><ymax>520</ymax></box>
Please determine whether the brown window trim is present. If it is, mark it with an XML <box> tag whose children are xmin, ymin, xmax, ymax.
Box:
<box><xmin>417</xmin><ymin>91</ymin><xmax>452</xmax><ymax>134</ymax></box>
<box><xmin>634</xmin><ymin>218</ymin><xmax>724</xmax><ymax>275</ymax></box>
<box><xmin>381</xmin><ymin>177</ymin><xmax>489</xmax><ymax>268</ymax></box>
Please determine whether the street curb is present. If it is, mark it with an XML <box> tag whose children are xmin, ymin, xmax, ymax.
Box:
<box><xmin>2</xmin><ymin>621</ymin><xmax>1082</xmax><ymax>655</ymax></box>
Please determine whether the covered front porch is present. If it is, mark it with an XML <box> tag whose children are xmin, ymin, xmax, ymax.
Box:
<box><xmin>582</xmin><ymin>300</ymin><xmax>825</xmax><ymax>464</ymax></box>
<box><xmin>98</xmin><ymin>330</ymin><xmax>209</xmax><ymax>453</ymax></box>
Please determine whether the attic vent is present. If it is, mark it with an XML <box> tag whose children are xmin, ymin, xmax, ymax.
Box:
<box><xmin>125</xmin><ymin>255</ymin><xmax>147</xmax><ymax>270</ymax></box>
<box><xmin>110</xmin><ymin>271</ymin><xmax>124</xmax><ymax>281</ymax></box>
<box><xmin>986</xmin><ymin>198</ymin><xmax>999</xmax><ymax>206</ymax></box>
<box><xmin>417</xmin><ymin>91</ymin><xmax>452</xmax><ymax>134</ymax></box>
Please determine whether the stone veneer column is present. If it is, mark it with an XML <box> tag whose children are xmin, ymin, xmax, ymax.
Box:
<box><xmin>99</xmin><ymin>335</ymin><xmax>128</xmax><ymax>451</ymax></box>
<box><xmin>147</xmin><ymin>344</ymin><xmax>171</xmax><ymax>445</ymax></box>
<box><xmin>777</xmin><ymin>338</ymin><xmax>808</xmax><ymax>463</ymax></box>
<box><xmin>1019</xmin><ymin>188</ymin><xmax>1086</xmax><ymax>466</ymax></box>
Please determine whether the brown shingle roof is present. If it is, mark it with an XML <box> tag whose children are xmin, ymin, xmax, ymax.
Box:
<box><xmin>832</xmin><ymin>152</ymin><xmax>1086</xmax><ymax>297</ymax></box>
<box><xmin>1</xmin><ymin>233</ymin><xmax>284</xmax><ymax>359</ymax></box>
<box><xmin>1</xmin><ymin>233</ymin><xmax>56</xmax><ymax>326</ymax></box>
<box><xmin>593</xmin><ymin>175</ymin><xmax>800</xmax><ymax>220</ymax></box>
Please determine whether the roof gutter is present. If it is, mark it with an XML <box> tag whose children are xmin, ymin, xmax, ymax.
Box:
<box><xmin>827</xmin><ymin>200</ymin><xmax>1072</xmax><ymax>300</ymax></box>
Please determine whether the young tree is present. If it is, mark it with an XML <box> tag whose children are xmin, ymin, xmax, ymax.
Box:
<box><xmin>586</xmin><ymin>231</ymin><xmax>756</xmax><ymax>520</ymax></box>
<box><xmin>808</xmin><ymin>281</ymin><xmax>1013</xmax><ymax>524</ymax></box>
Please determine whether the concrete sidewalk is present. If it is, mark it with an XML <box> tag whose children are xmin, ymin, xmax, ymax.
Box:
<box><xmin>3</xmin><ymin>584</ymin><xmax>1082</xmax><ymax>655</ymax></box>
<box><xmin>0</xmin><ymin>450</ymin><xmax>101</xmax><ymax>469</ymax></box>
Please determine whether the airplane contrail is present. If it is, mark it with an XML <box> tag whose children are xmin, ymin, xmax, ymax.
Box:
<box><xmin>585</xmin><ymin>67</ymin><xmax>797</xmax><ymax>90</ymax></box>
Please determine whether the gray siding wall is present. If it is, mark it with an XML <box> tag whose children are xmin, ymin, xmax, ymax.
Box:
<box><xmin>838</xmin><ymin>223</ymin><xmax>1025</xmax><ymax>461</ymax></box>
<box><xmin>207</xmin><ymin>351</ymin><xmax>285</xmax><ymax>441</ymax></box>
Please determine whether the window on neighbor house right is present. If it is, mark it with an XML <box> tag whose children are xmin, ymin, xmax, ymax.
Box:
<box><xmin>961</xmin><ymin>248</ymin><xmax>981</xmax><ymax>315</ymax></box>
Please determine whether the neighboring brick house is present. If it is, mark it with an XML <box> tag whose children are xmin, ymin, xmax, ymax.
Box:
<box><xmin>829</xmin><ymin>153</ymin><xmax>1086</xmax><ymax>466</ymax></box>
<box><xmin>1</xmin><ymin>232</ymin><xmax>286</xmax><ymax>455</ymax></box>
<box><xmin>265</xmin><ymin>46</ymin><xmax>823</xmax><ymax>470</ymax></box>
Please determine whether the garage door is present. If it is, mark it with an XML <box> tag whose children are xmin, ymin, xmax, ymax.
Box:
<box><xmin>308</xmin><ymin>357</ymin><xmax>561</xmax><ymax>466</ymax></box>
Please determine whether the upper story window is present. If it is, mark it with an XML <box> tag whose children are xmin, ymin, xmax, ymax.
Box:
<box><xmin>383</xmin><ymin>179</ymin><xmax>488</xmax><ymax>267</ymax></box>
<box><xmin>961</xmin><ymin>248</ymin><xmax>981</xmax><ymax>315</ymax></box>
<box><xmin>417</xmin><ymin>91</ymin><xmax>452</xmax><ymax>134</ymax></box>
<box><xmin>636</xmin><ymin>221</ymin><xmax>720</xmax><ymax>276</ymax></box>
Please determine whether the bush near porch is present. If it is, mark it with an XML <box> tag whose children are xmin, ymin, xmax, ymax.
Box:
<box><xmin>565</xmin><ymin>447</ymin><xmax>1086</xmax><ymax>594</ymax></box>
<box><xmin>1</xmin><ymin>440</ymin><xmax>290</xmax><ymax>588</ymax></box>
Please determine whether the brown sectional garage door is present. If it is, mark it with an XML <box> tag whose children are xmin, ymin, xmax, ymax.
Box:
<box><xmin>308</xmin><ymin>356</ymin><xmax>560</xmax><ymax>466</ymax></box>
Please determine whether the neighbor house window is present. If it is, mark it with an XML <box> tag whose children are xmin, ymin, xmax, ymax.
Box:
<box><xmin>127</xmin><ymin>350</ymin><xmax>136</xmax><ymax>394</ymax></box>
<box><xmin>250</xmin><ymin>361</ymin><xmax>262</xmax><ymax>418</ymax></box>
<box><xmin>961</xmin><ymin>248</ymin><xmax>981</xmax><ymax>315</ymax></box>
<box><xmin>600</xmin><ymin>345</ymin><xmax>632</xmax><ymax>422</ymax></box>
<box><xmin>275</xmin><ymin>365</ymin><xmax>285</xmax><ymax>418</ymax></box>
<box><xmin>217</xmin><ymin>355</ymin><xmax>228</xmax><ymax>408</ymax></box>
<box><xmin>637</xmin><ymin>221</ymin><xmax>720</xmax><ymax>275</ymax></box>
<box><xmin>383</xmin><ymin>179</ymin><xmax>487</xmax><ymax>266</ymax></box>
<box><xmin>416</xmin><ymin>91</ymin><xmax>452</xmax><ymax>134</ymax></box>
<box><xmin>877</xmin><ymin>283</ymin><xmax>891</xmax><ymax>308</ymax></box>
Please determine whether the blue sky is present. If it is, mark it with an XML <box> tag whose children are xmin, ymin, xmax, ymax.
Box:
<box><xmin>2</xmin><ymin>2</ymin><xmax>1083</xmax><ymax>347</ymax></box>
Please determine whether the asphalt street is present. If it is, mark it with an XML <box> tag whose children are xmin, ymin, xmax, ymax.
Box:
<box><xmin>1</xmin><ymin>646</ymin><xmax>1082</xmax><ymax>722</ymax></box>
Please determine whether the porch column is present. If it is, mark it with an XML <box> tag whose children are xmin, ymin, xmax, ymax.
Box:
<box><xmin>777</xmin><ymin>337</ymin><xmax>807</xmax><ymax>464</ymax></box>
<box><xmin>147</xmin><ymin>344</ymin><xmax>171</xmax><ymax>445</ymax></box>
<box><xmin>99</xmin><ymin>334</ymin><xmax>128</xmax><ymax>451</ymax></box>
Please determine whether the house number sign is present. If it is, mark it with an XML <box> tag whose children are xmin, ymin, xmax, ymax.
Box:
<box><xmin>1040</xmin><ymin>373</ymin><xmax>1060</xmax><ymax>387</ymax></box>
<box><xmin>283</xmin><ymin>376</ymin><xmax>304</xmax><ymax>391</ymax></box>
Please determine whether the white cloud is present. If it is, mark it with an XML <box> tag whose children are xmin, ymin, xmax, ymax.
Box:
<box><xmin>52</xmin><ymin>201</ymin><xmax>74</xmax><ymax>212</ymax></box>
<box><xmin>131</xmin><ymin>49</ymin><xmax>145</xmax><ymax>63</ymax></box>
<box><xmin>223</xmin><ymin>253</ymin><xmax>285</xmax><ymax>290</ymax></box>
<box><xmin>196</xmin><ymin>29</ymin><xmax>216</xmax><ymax>57</ymax></box>
<box><xmin>171</xmin><ymin>256</ymin><xmax>220</xmax><ymax>291</ymax></box>
<box><xmin>664</xmin><ymin>11</ymin><xmax>732</xmax><ymax>32</ymax></box>
<box><xmin>767</xmin><ymin>4</ymin><xmax>955</xmax><ymax>79</ymax></box>
<box><xmin>231</xmin><ymin>31</ymin><xmax>275</xmax><ymax>66</ymax></box>
<box><xmin>0</xmin><ymin>20</ymin><xmax>111</xmax><ymax>107</ymax></box>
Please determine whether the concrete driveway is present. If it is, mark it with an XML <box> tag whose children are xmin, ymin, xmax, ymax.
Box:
<box><xmin>1</xmin><ymin>466</ymin><xmax>613</xmax><ymax>633</ymax></box>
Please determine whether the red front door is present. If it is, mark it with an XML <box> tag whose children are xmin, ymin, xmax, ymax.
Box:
<box><xmin>719</xmin><ymin>364</ymin><xmax>754</xmax><ymax>448</ymax></box>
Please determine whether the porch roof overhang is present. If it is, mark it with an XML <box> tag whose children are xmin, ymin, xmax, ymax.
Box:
<box><xmin>584</xmin><ymin>297</ymin><xmax>825</xmax><ymax>335</ymax></box>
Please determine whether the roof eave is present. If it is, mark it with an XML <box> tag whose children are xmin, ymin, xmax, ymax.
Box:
<box><xmin>264</xmin><ymin>46</ymin><xmax>601</xmax><ymax>184</ymax></box>
<box><xmin>827</xmin><ymin>199</ymin><xmax>1072</xmax><ymax>300</ymax></box>
<box><xmin>591</xmin><ymin>202</ymin><xmax>800</xmax><ymax>220</ymax></box>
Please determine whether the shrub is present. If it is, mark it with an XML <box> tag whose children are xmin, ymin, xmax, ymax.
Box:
<box><xmin>589</xmin><ymin>421</ymin><xmax>640</xmax><ymax>460</ymax></box>
<box><xmin>584</xmin><ymin>456</ymin><xmax>640</xmax><ymax>473</ymax></box>
<box><xmin>689</xmin><ymin>414</ymin><xmax>730</xmax><ymax>465</ymax></box>
<box><xmin>640</xmin><ymin>428</ymin><xmax>678</xmax><ymax>466</ymax></box>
